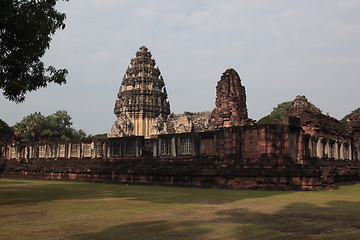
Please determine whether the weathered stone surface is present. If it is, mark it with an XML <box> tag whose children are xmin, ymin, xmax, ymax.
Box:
<box><xmin>343</xmin><ymin>108</ymin><xmax>360</xmax><ymax>143</ymax></box>
<box><xmin>4</xmin><ymin>154</ymin><xmax>354</xmax><ymax>190</ymax></box>
<box><xmin>292</xmin><ymin>95</ymin><xmax>321</xmax><ymax>113</ymax></box>
<box><xmin>284</xmin><ymin>95</ymin><xmax>347</xmax><ymax>136</ymax></box>
<box><xmin>160</xmin><ymin>111</ymin><xmax>211</xmax><ymax>134</ymax></box>
<box><xmin>110</xmin><ymin>66</ymin><xmax>255</xmax><ymax>137</ymax></box>
<box><xmin>210</xmin><ymin>69</ymin><xmax>252</xmax><ymax>129</ymax></box>
<box><xmin>1</xmin><ymin>118</ymin><xmax>359</xmax><ymax>190</ymax></box>
<box><xmin>343</xmin><ymin>109</ymin><xmax>360</xmax><ymax>131</ymax></box>
<box><xmin>109</xmin><ymin>46</ymin><xmax>170</xmax><ymax>138</ymax></box>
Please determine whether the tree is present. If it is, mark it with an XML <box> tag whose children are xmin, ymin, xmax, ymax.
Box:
<box><xmin>13</xmin><ymin>112</ymin><xmax>45</xmax><ymax>142</ymax></box>
<box><xmin>0</xmin><ymin>119</ymin><xmax>14</xmax><ymax>142</ymax></box>
<box><xmin>0</xmin><ymin>0</ymin><xmax>68</xmax><ymax>103</ymax></box>
<box><xmin>42</xmin><ymin>110</ymin><xmax>86</xmax><ymax>140</ymax></box>
<box><xmin>13</xmin><ymin>110</ymin><xmax>86</xmax><ymax>142</ymax></box>
<box><xmin>258</xmin><ymin>101</ymin><xmax>293</xmax><ymax>124</ymax></box>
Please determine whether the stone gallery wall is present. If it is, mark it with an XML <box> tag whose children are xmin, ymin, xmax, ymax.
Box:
<box><xmin>2</xmin><ymin>46</ymin><xmax>359</xmax><ymax>190</ymax></box>
<box><xmin>1</xmin><ymin>123</ymin><xmax>360</xmax><ymax>190</ymax></box>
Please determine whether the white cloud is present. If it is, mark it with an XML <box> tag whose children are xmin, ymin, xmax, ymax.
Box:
<box><xmin>336</xmin><ymin>0</ymin><xmax>360</xmax><ymax>9</ymax></box>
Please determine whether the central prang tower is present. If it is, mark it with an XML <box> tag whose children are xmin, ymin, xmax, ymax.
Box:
<box><xmin>109</xmin><ymin>46</ymin><xmax>170</xmax><ymax>138</ymax></box>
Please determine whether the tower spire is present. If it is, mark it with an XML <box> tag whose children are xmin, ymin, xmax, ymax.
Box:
<box><xmin>210</xmin><ymin>68</ymin><xmax>249</xmax><ymax>128</ymax></box>
<box><xmin>109</xmin><ymin>46</ymin><xmax>170</xmax><ymax>138</ymax></box>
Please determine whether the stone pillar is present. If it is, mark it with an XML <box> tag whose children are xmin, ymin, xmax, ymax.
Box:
<box><xmin>43</xmin><ymin>144</ymin><xmax>46</xmax><ymax>159</ymax></box>
<box><xmin>24</xmin><ymin>147</ymin><xmax>28</xmax><ymax>160</ymax></box>
<box><xmin>297</xmin><ymin>133</ymin><xmax>304</xmax><ymax>163</ymax></box>
<box><xmin>313</xmin><ymin>138</ymin><xmax>317</xmax><ymax>158</ymax></box>
<box><xmin>94</xmin><ymin>141</ymin><xmax>97</xmax><ymax>158</ymax></box>
<box><xmin>57</xmin><ymin>144</ymin><xmax>61</xmax><ymax>158</ymax></box>
<box><xmin>81</xmin><ymin>143</ymin><xmax>84</xmax><ymax>158</ymax></box>
<box><xmin>28</xmin><ymin>146</ymin><xmax>32</xmax><ymax>159</ymax></box>
<box><xmin>78</xmin><ymin>144</ymin><xmax>81</xmax><ymax>158</ymax></box>
<box><xmin>105</xmin><ymin>142</ymin><xmax>110</xmax><ymax>158</ymax></box>
<box><xmin>339</xmin><ymin>143</ymin><xmax>344</xmax><ymax>160</ymax></box>
<box><xmin>192</xmin><ymin>136</ymin><xmax>197</xmax><ymax>157</ymax></box>
<box><xmin>6</xmin><ymin>145</ymin><xmax>10</xmax><ymax>159</ymax></box>
<box><xmin>135</xmin><ymin>140</ymin><xmax>141</xmax><ymax>157</ymax></box>
<box><xmin>171</xmin><ymin>137</ymin><xmax>176</xmax><ymax>157</ymax></box>
<box><xmin>153</xmin><ymin>141</ymin><xmax>158</xmax><ymax>157</ymax></box>
<box><xmin>308</xmin><ymin>138</ymin><xmax>314</xmax><ymax>157</ymax></box>
<box><xmin>67</xmin><ymin>143</ymin><xmax>71</xmax><ymax>158</ymax></box>
<box><xmin>325</xmin><ymin>140</ymin><xmax>330</xmax><ymax>159</ymax></box>
<box><xmin>316</xmin><ymin>138</ymin><xmax>323</xmax><ymax>158</ymax></box>
<box><xmin>344</xmin><ymin>144</ymin><xmax>349</xmax><ymax>160</ymax></box>
<box><xmin>334</xmin><ymin>141</ymin><xmax>339</xmax><ymax>160</ymax></box>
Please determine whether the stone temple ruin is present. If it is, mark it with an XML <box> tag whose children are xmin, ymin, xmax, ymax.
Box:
<box><xmin>109</xmin><ymin>47</ymin><xmax>254</xmax><ymax>138</ymax></box>
<box><xmin>109</xmin><ymin>46</ymin><xmax>170</xmax><ymax>138</ymax></box>
<box><xmin>1</xmin><ymin>46</ymin><xmax>360</xmax><ymax>190</ymax></box>
<box><xmin>210</xmin><ymin>68</ymin><xmax>252</xmax><ymax>128</ymax></box>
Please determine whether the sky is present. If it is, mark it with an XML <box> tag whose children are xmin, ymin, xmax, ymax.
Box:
<box><xmin>1</xmin><ymin>0</ymin><xmax>360</xmax><ymax>135</ymax></box>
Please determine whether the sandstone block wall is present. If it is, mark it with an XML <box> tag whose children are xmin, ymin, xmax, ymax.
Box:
<box><xmin>1</xmin><ymin>123</ymin><xmax>359</xmax><ymax>190</ymax></box>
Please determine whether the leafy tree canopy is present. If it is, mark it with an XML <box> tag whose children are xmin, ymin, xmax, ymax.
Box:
<box><xmin>13</xmin><ymin>110</ymin><xmax>86</xmax><ymax>143</ymax></box>
<box><xmin>0</xmin><ymin>0</ymin><xmax>68</xmax><ymax>103</ymax></box>
<box><xmin>257</xmin><ymin>101</ymin><xmax>293</xmax><ymax>124</ymax></box>
<box><xmin>0</xmin><ymin>118</ymin><xmax>14</xmax><ymax>142</ymax></box>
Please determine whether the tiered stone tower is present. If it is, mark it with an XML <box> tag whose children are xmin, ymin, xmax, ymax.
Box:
<box><xmin>210</xmin><ymin>68</ymin><xmax>249</xmax><ymax>128</ymax></box>
<box><xmin>109</xmin><ymin>46</ymin><xmax>170</xmax><ymax>138</ymax></box>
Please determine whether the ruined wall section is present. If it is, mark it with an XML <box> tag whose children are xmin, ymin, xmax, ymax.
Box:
<box><xmin>284</xmin><ymin>95</ymin><xmax>347</xmax><ymax>137</ymax></box>
<box><xmin>241</xmin><ymin>123</ymin><xmax>301</xmax><ymax>164</ymax></box>
<box><xmin>344</xmin><ymin>109</ymin><xmax>360</xmax><ymax>144</ymax></box>
<box><xmin>1</xmin><ymin>156</ymin><xmax>331</xmax><ymax>190</ymax></box>
<box><xmin>160</xmin><ymin>111</ymin><xmax>212</xmax><ymax>134</ymax></box>
<box><xmin>2</xmin><ymin>123</ymin><xmax>360</xmax><ymax>190</ymax></box>
<box><xmin>283</xmin><ymin>96</ymin><xmax>358</xmax><ymax>161</ymax></box>
<box><xmin>210</xmin><ymin>69</ymin><xmax>252</xmax><ymax>129</ymax></box>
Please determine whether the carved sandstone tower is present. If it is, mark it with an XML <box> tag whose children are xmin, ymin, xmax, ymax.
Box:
<box><xmin>210</xmin><ymin>68</ymin><xmax>249</xmax><ymax>128</ymax></box>
<box><xmin>109</xmin><ymin>46</ymin><xmax>170</xmax><ymax>138</ymax></box>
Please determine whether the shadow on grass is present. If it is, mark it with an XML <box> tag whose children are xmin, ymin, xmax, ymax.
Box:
<box><xmin>70</xmin><ymin>201</ymin><xmax>360</xmax><ymax>240</ymax></box>
<box><xmin>0</xmin><ymin>180</ymin><xmax>29</xmax><ymax>185</ymax></box>
<box><xmin>216</xmin><ymin>200</ymin><xmax>360</xmax><ymax>239</ymax></box>
<box><xmin>71</xmin><ymin>220</ymin><xmax>210</xmax><ymax>240</ymax></box>
<box><xmin>0</xmin><ymin>179</ymin><xmax>289</xmax><ymax>206</ymax></box>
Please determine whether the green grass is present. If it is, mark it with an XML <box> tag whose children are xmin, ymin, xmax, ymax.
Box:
<box><xmin>1</xmin><ymin>179</ymin><xmax>360</xmax><ymax>240</ymax></box>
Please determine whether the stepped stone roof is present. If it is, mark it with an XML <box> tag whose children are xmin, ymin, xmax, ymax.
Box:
<box><xmin>109</xmin><ymin>46</ymin><xmax>170</xmax><ymax>138</ymax></box>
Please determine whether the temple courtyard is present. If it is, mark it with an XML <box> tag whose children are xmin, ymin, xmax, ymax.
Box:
<box><xmin>1</xmin><ymin>179</ymin><xmax>360</xmax><ymax>240</ymax></box>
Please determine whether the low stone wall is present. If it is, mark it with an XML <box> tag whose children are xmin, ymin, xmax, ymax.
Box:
<box><xmin>2</xmin><ymin>156</ymin><xmax>357</xmax><ymax>190</ymax></box>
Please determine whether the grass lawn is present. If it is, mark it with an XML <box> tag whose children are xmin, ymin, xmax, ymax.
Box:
<box><xmin>1</xmin><ymin>179</ymin><xmax>360</xmax><ymax>240</ymax></box>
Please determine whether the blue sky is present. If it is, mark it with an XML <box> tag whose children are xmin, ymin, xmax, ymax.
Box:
<box><xmin>1</xmin><ymin>0</ymin><xmax>360</xmax><ymax>134</ymax></box>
